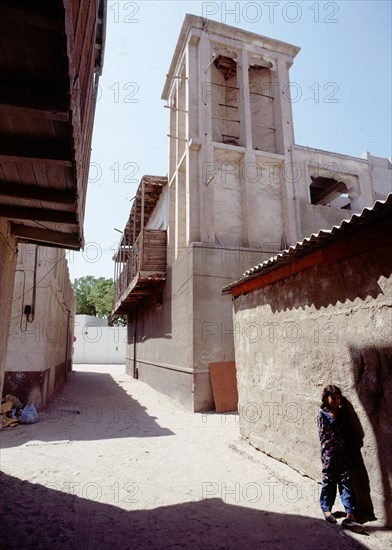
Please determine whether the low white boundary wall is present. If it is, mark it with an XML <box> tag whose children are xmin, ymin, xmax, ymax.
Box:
<box><xmin>73</xmin><ymin>315</ymin><xmax>126</xmax><ymax>364</ymax></box>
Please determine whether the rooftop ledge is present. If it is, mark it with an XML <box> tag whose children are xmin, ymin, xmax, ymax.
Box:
<box><xmin>162</xmin><ymin>14</ymin><xmax>301</xmax><ymax>100</ymax></box>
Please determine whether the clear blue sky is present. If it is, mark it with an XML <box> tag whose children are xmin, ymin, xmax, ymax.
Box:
<box><xmin>68</xmin><ymin>0</ymin><xmax>392</xmax><ymax>281</ymax></box>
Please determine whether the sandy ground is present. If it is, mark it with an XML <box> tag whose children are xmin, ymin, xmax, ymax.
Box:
<box><xmin>0</xmin><ymin>364</ymin><xmax>390</xmax><ymax>550</ymax></box>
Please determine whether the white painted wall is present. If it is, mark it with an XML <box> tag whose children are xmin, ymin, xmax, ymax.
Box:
<box><xmin>0</xmin><ymin>219</ymin><xmax>18</xmax><ymax>400</ymax></box>
<box><xmin>147</xmin><ymin>186</ymin><xmax>169</xmax><ymax>230</ymax></box>
<box><xmin>73</xmin><ymin>315</ymin><xmax>126</xmax><ymax>364</ymax></box>
<box><xmin>5</xmin><ymin>244</ymin><xmax>75</xmax><ymax>408</ymax></box>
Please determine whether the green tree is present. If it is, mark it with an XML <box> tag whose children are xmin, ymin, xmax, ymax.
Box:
<box><xmin>72</xmin><ymin>276</ymin><xmax>98</xmax><ymax>316</ymax></box>
<box><xmin>88</xmin><ymin>277</ymin><xmax>114</xmax><ymax>318</ymax></box>
<box><xmin>72</xmin><ymin>276</ymin><xmax>125</xmax><ymax>324</ymax></box>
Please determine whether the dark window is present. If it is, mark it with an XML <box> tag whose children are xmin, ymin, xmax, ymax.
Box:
<box><xmin>310</xmin><ymin>176</ymin><xmax>350</xmax><ymax>209</ymax></box>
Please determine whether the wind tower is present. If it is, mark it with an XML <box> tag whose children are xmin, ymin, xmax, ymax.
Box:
<box><xmin>162</xmin><ymin>14</ymin><xmax>301</xmax><ymax>263</ymax></box>
<box><xmin>114</xmin><ymin>15</ymin><xmax>387</xmax><ymax>411</ymax></box>
<box><xmin>156</xmin><ymin>15</ymin><xmax>301</xmax><ymax>410</ymax></box>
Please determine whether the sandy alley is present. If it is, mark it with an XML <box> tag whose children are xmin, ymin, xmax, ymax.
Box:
<box><xmin>0</xmin><ymin>364</ymin><xmax>389</xmax><ymax>549</ymax></box>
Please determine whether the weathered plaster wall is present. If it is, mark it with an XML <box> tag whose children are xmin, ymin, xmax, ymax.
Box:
<box><xmin>232</xmin><ymin>243</ymin><xmax>392</xmax><ymax>525</ymax></box>
<box><xmin>192</xmin><ymin>243</ymin><xmax>269</xmax><ymax>410</ymax></box>
<box><xmin>192</xmin><ymin>242</ymin><xmax>271</xmax><ymax>367</ymax></box>
<box><xmin>363</xmin><ymin>153</ymin><xmax>392</xmax><ymax>201</ymax></box>
<box><xmin>291</xmin><ymin>145</ymin><xmax>381</xmax><ymax>239</ymax></box>
<box><xmin>298</xmin><ymin>201</ymin><xmax>356</xmax><ymax>240</ymax></box>
<box><xmin>0</xmin><ymin>219</ymin><xmax>18</xmax><ymax>400</ymax></box>
<box><xmin>126</xmin><ymin>247</ymin><xmax>194</xmax><ymax>409</ymax></box>
<box><xmin>199</xmin><ymin>135</ymin><xmax>391</xmax><ymax>261</ymax></box>
<box><xmin>146</xmin><ymin>186</ymin><xmax>169</xmax><ymax>230</ymax></box>
<box><xmin>212</xmin><ymin>151</ymin><xmax>244</xmax><ymax>245</ymax></box>
<box><xmin>4</xmin><ymin>245</ymin><xmax>75</xmax><ymax>409</ymax></box>
<box><xmin>126</xmin><ymin>243</ymin><xmax>273</xmax><ymax>411</ymax></box>
<box><xmin>210</xmin><ymin>148</ymin><xmax>286</xmax><ymax>248</ymax></box>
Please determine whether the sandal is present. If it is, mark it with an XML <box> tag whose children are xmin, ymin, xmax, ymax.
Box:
<box><xmin>324</xmin><ymin>512</ymin><xmax>337</xmax><ymax>524</ymax></box>
<box><xmin>341</xmin><ymin>519</ymin><xmax>367</xmax><ymax>534</ymax></box>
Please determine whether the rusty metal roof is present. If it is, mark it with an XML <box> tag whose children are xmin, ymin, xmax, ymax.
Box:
<box><xmin>0</xmin><ymin>0</ymin><xmax>107</xmax><ymax>250</ymax></box>
<box><xmin>223</xmin><ymin>194</ymin><xmax>392</xmax><ymax>293</ymax></box>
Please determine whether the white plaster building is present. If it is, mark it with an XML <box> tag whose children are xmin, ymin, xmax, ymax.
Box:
<box><xmin>113</xmin><ymin>15</ymin><xmax>392</xmax><ymax>412</ymax></box>
<box><xmin>4</xmin><ymin>245</ymin><xmax>75</xmax><ymax>409</ymax></box>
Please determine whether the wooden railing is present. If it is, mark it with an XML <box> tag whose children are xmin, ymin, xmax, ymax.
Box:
<box><xmin>114</xmin><ymin>229</ymin><xmax>166</xmax><ymax>303</ymax></box>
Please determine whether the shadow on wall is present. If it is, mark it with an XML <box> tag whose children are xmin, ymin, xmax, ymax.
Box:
<box><xmin>127</xmin><ymin>274</ymin><xmax>173</xmax><ymax>377</ymax></box>
<box><xmin>350</xmin><ymin>346</ymin><xmax>392</xmax><ymax>527</ymax></box>
<box><xmin>231</xmin><ymin>244</ymin><xmax>392</xmax><ymax>525</ymax></box>
<box><xmin>133</xmin><ymin>269</ymin><xmax>174</xmax><ymax>346</ymax></box>
<box><xmin>341</xmin><ymin>396</ymin><xmax>375</xmax><ymax>523</ymax></box>
<box><xmin>0</xmin><ymin>472</ymin><xmax>372</xmax><ymax>549</ymax></box>
<box><xmin>1</xmin><ymin>369</ymin><xmax>174</xmax><ymax>449</ymax></box>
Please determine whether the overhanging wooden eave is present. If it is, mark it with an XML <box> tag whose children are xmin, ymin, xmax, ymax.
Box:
<box><xmin>0</xmin><ymin>103</ymin><xmax>69</xmax><ymax>122</ymax></box>
<box><xmin>0</xmin><ymin>3</ymin><xmax>61</xmax><ymax>31</ymax></box>
<box><xmin>0</xmin><ymin>206</ymin><xmax>77</xmax><ymax>225</ymax></box>
<box><xmin>113</xmin><ymin>271</ymin><xmax>166</xmax><ymax>314</ymax></box>
<box><xmin>0</xmin><ymin>0</ymin><xmax>107</xmax><ymax>250</ymax></box>
<box><xmin>10</xmin><ymin>223</ymin><xmax>81</xmax><ymax>250</ymax></box>
<box><xmin>0</xmin><ymin>182</ymin><xmax>76</xmax><ymax>205</ymax></box>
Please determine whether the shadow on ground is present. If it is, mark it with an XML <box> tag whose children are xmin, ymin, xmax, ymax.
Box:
<box><xmin>1</xmin><ymin>370</ymin><xmax>173</xmax><ymax>449</ymax></box>
<box><xmin>0</xmin><ymin>471</ymin><xmax>373</xmax><ymax>550</ymax></box>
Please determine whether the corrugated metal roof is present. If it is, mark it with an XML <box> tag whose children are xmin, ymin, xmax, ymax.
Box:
<box><xmin>223</xmin><ymin>193</ymin><xmax>392</xmax><ymax>293</ymax></box>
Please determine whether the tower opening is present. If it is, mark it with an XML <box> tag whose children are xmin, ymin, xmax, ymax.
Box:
<box><xmin>310</xmin><ymin>176</ymin><xmax>351</xmax><ymax>209</ymax></box>
<box><xmin>248</xmin><ymin>64</ymin><xmax>276</xmax><ymax>153</ymax></box>
<box><xmin>211</xmin><ymin>55</ymin><xmax>240</xmax><ymax>146</ymax></box>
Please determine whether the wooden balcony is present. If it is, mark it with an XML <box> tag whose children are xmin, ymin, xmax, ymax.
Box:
<box><xmin>113</xmin><ymin>229</ymin><xmax>167</xmax><ymax>314</ymax></box>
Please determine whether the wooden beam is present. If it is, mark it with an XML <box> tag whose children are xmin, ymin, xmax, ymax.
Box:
<box><xmin>141</xmin><ymin>177</ymin><xmax>145</xmax><ymax>265</ymax></box>
<box><xmin>0</xmin><ymin>205</ymin><xmax>77</xmax><ymax>224</ymax></box>
<box><xmin>0</xmin><ymin>137</ymin><xmax>72</xmax><ymax>166</ymax></box>
<box><xmin>0</xmin><ymin>3</ymin><xmax>60</xmax><ymax>31</ymax></box>
<box><xmin>0</xmin><ymin>155</ymin><xmax>72</xmax><ymax>167</ymax></box>
<box><xmin>0</xmin><ymin>81</ymin><xmax>66</xmax><ymax>114</ymax></box>
<box><xmin>0</xmin><ymin>103</ymin><xmax>69</xmax><ymax>122</ymax></box>
<box><xmin>10</xmin><ymin>223</ymin><xmax>81</xmax><ymax>250</ymax></box>
<box><xmin>310</xmin><ymin>177</ymin><xmax>346</xmax><ymax>204</ymax></box>
<box><xmin>0</xmin><ymin>182</ymin><xmax>76</xmax><ymax>205</ymax></box>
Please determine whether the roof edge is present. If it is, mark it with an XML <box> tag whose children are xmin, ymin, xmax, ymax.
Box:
<box><xmin>223</xmin><ymin>193</ymin><xmax>392</xmax><ymax>295</ymax></box>
<box><xmin>162</xmin><ymin>14</ymin><xmax>301</xmax><ymax>100</ymax></box>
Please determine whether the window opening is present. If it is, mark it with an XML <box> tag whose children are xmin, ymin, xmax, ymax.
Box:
<box><xmin>310</xmin><ymin>176</ymin><xmax>351</xmax><ymax>209</ymax></box>
<box><xmin>248</xmin><ymin>64</ymin><xmax>276</xmax><ymax>153</ymax></box>
<box><xmin>211</xmin><ymin>55</ymin><xmax>240</xmax><ymax>146</ymax></box>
